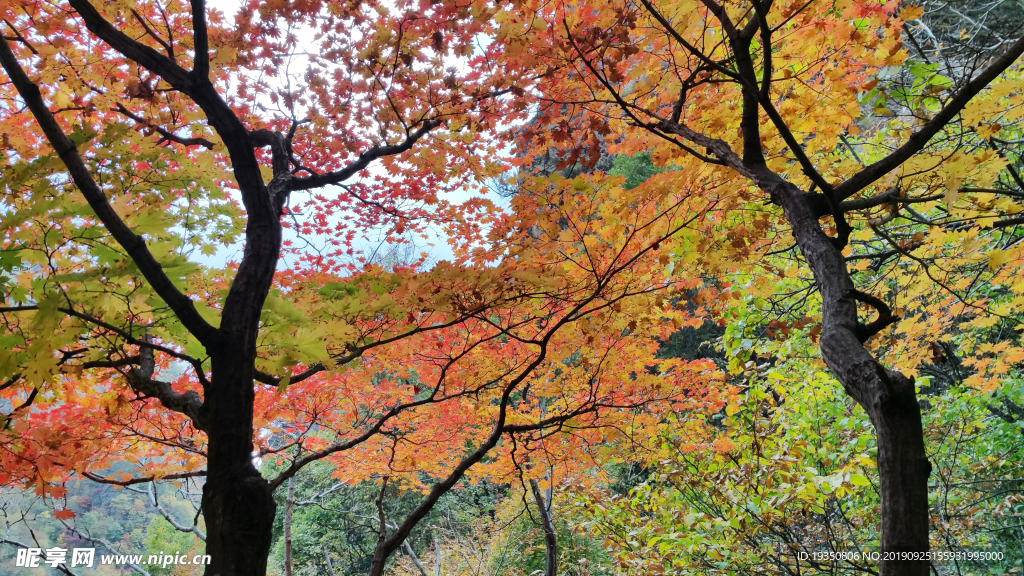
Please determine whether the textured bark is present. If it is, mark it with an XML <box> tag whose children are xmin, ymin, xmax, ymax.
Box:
<box><xmin>201</xmin><ymin>352</ymin><xmax>277</xmax><ymax>576</ymax></box>
<box><xmin>765</xmin><ymin>176</ymin><xmax>931</xmax><ymax>576</ymax></box>
<box><xmin>202</xmin><ymin>468</ymin><xmax>275</xmax><ymax>576</ymax></box>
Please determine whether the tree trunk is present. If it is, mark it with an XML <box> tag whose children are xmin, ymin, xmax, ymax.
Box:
<box><xmin>285</xmin><ymin>477</ymin><xmax>295</xmax><ymax>576</ymax></box>
<box><xmin>201</xmin><ymin>351</ymin><xmax>277</xmax><ymax>576</ymax></box>
<box><xmin>768</xmin><ymin>177</ymin><xmax>931</xmax><ymax>576</ymax></box>
<box><xmin>433</xmin><ymin>537</ymin><xmax>441</xmax><ymax>576</ymax></box>
<box><xmin>868</xmin><ymin>380</ymin><xmax>932</xmax><ymax>575</ymax></box>
<box><xmin>401</xmin><ymin>539</ymin><xmax>430</xmax><ymax>576</ymax></box>
<box><xmin>529</xmin><ymin>479</ymin><xmax>557</xmax><ymax>576</ymax></box>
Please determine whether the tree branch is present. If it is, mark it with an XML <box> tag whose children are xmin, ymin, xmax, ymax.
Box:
<box><xmin>0</xmin><ymin>38</ymin><xmax>219</xmax><ymax>345</ymax></box>
<box><xmin>65</xmin><ymin>0</ymin><xmax>192</xmax><ymax>89</ymax></box>
<box><xmin>529</xmin><ymin>478</ymin><xmax>557</xmax><ymax>576</ymax></box>
<box><xmin>0</xmin><ymin>304</ymin><xmax>210</xmax><ymax>387</ymax></box>
<box><xmin>147</xmin><ymin>481</ymin><xmax>206</xmax><ymax>541</ymax></box>
<box><xmin>56</xmin><ymin>519</ymin><xmax>152</xmax><ymax>576</ymax></box>
<box><xmin>190</xmin><ymin>0</ymin><xmax>209</xmax><ymax>80</ymax></box>
<box><xmin>288</xmin><ymin>119</ymin><xmax>442</xmax><ymax>191</ymax></box>
<box><xmin>845</xmin><ymin>289</ymin><xmax>900</xmax><ymax>344</ymax></box>
<box><xmin>81</xmin><ymin>470</ymin><xmax>207</xmax><ymax>486</ymax></box>
<box><xmin>65</xmin><ymin>0</ymin><xmax>284</xmax><ymax>342</ymax></box>
<box><xmin>0</xmin><ymin>539</ymin><xmax>82</xmax><ymax>576</ymax></box>
<box><xmin>115</xmin><ymin>103</ymin><xmax>215</xmax><ymax>149</ymax></box>
<box><xmin>126</xmin><ymin>343</ymin><xmax>207</xmax><ymax>430</ymax></box>
<box><xmin>129</xmin><ymin>9</ymin><xmax>174</xmax><ymax>59</ymax></box>
<box><xmin>834</xmin><ymin>33</ymin><xmax>1024</xmax><ymax>201</ymax></box>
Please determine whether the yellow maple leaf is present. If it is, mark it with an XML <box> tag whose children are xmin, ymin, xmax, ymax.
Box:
<box><xmin>898</xmin><ymin>5</ymin><xmax>924</xmax><ymax>21</ymax></box>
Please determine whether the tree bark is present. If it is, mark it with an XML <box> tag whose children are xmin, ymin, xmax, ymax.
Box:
<box><xmin>433</xmin><ymin>537</ymin><xmax>441</xmax><ymax>576</ymax></box>
<box><xmin>765</xmin><ymin>177</ymin><xmax>931</xmax><ymax>576</ymax></box>
<box><xmin>201</xmin><ymin>351</ymin><xmax>277</xmax><ymax>576</ymax></box>
<box><xmin>401</xmin><ymin>539</ymin><xmax>430</xmax><ymax>576</ymax></box>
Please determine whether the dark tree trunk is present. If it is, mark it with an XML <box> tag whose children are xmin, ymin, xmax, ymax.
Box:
<box><xmin>768</xmin><ymin>177</ymin><xmax>931</xmax><ymax>576</ymax></box>
<box><xmin>201</xmin><ymin>351</ymin><xmax>277</xmax><ymax>576</ymax></box>
<box><xmin>202</xmin><ymin>466</ymin><xmax>275</xmax><ymax>576</ymax></box>
<box><xmin>870</xmin><ymin>380</ymin><xmax>932</xmax><ymax>575</ymax></box>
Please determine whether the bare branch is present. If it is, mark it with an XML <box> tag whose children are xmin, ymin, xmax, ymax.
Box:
<box><xmin>147</xmin><ymin>482</ymin><xmax>206</xmax><ymax>541</ymax></box>
<box><xmin>130</xmin><ymin>9</ymin><xmax>174</xmax><ymax>58</ymax></box>
<box><xmin>115</xmin><ymin>103</ymin><xmax>215</xmax><ymax>149</ymax></box>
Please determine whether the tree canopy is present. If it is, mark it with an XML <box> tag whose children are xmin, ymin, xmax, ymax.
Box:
<box><xmin>2</xmin><ymin>0</ymin><xmax>1024</xmax><ymax>575</ymax></box>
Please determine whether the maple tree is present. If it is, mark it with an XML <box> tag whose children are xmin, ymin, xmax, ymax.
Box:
<box><xmin>0</xmin><ymin>1</ymin><xmax>746</xmax><ymax>573</ymax></box>
<box><xmin>490</xmin><ymin>0</ymin><xmax>1024</xmax><ymax>574</ymax></box>
<box><xmin>6</xmin><ymin>0</ymin><xmax>1024</xmax><ymax>574</ymax></box>
<box><xmin>0</xmin><ymin>0</ymin><xmax>510</xmax><ymax>569</ymax></box>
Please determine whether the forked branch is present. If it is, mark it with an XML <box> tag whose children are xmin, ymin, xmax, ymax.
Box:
<box><xmin>845</xmin><ymin>289</ymin><xmax>900</xmax><ymax>343</ymax></box>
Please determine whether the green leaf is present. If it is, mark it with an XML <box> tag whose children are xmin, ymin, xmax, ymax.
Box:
<box><xmin>849</xmin><ymin>473</ymin><xmax>870</xmax><ymax>487</ymax></box>
<box><xmin>277</xmin><ymin>372</ymin><xmax>292</xmax><ymax>395</ymax></box>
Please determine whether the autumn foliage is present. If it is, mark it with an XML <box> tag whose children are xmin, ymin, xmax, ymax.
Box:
<box><xmin>2</xmin><ymin>0</ymin><xmax>1024</xmax><ymax>574</ymax></box>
